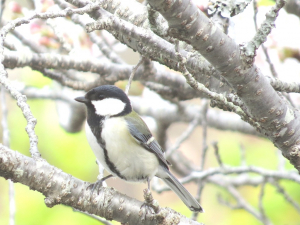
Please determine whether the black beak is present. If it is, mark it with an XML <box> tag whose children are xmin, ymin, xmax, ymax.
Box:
<box><xmin>75</xmin><ymin>96</ymin><xmax>89</xmax><ymax>103</ymax></box>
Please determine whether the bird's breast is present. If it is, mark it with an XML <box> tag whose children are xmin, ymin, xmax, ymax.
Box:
<box><xmin>101</xmin><ymin>117</ymin><xmax>159</xmax><ymax>181</ymax></box>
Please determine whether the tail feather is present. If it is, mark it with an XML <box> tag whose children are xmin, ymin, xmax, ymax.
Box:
<box><xmin>161</xmin><ymin>171</ymin><xmax>204</xmax><ymax>212</ymax></box>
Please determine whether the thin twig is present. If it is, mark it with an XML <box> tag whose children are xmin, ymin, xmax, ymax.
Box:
<box><xmin>217</xmin><ymin>193</ymin><xmax>242</xmax><ymax>209</ymax></box>
<box><xmin>173</xmin><ymin>41</ymin><xmax>260</xmax><ymax>131</ymax></box>
<box><xmin>242</xmin><ymin>0</ymin><xmax>285</xmax><ymax>65</ymax></box>
<box><xmin>253</xmin><ymin>0</ymin><xmax>278</xmax><ymax>78</ymax></box>
<box><xmin>0</xmin><ymin>1</ymin><xmax>103</xmax><ymax>158</ymax></box>
<box><xmin>181</xmin><ymin>166</ymin><xmax>300</xmax><ymax>184</ymax></box>
<box><xmin>227</xmin><ymin>185</ymin><xmax>261</xmax><ymax>220</ymax></box>
<box><xmin>258</xmin><ymin>180</ymin><xmax>271</xmax><ymax>225</ymax></box>
<box><xmin>3</xmin><ymin>39</ymin><xmax>17</xmax><ymax>51</ymax></box>
<box><xmin>0</xmin><ymin>2</ymin><xmax>102</xmax><ymax>55</ymax></box>
<box><xmin>125</xmin><ymin>56</ymin><xmax>145</xmax><ymax>94</ymax></box>
<box><xmin>0</xmin><ymin>69</ymin><xmax>38</xmax><ymax>158</ymax></box>
<box><xmin>10</xmin><ymin>28</ymin><xmax>46</xmax><ymax>53</ymax></box>
<box><xmin>271</xmin><ymin>179</ymin><xmax>300</xmax><ymax>213</ymax></box>
<box><xmin>166</xmin><ymin>113</ymin><xmax>201</xmax><ymax>158</ymax></box>
<box><xmin>213</xmin><ymin>142</ymin><xmax>223</xmax><ymax>167</ymax></box>
<box><xmin>54</xmin><ymin>0</ymin><xmax>124</xmax><ymax>64</ymax></box>
<box><xmin>47</xmin><ymin>18</ymin><xmax>73</xmax><ymax>53</ymax></box>
<box><xmin>217</xmin><ymin>183</ymin><xmax>262</xmax><ymax>220</ymax></box>
<box><xmin>20</xmin><ymin>86</ymin><xmax>73</xmax><ymax>102</ymax></box>
<box><xmin>192</xmin><ymin>100</ymin><xmax>209</xmax><ymax>220</ymax></box>
<box><xmin>253</xmin><ymin>4</ymin><xmax>296</xmax><ymax>121</ymax></box>
<box><xmin>200</xmin><ymin>100</ymin><xmax>209</xmax><ymax>170</ymax></box>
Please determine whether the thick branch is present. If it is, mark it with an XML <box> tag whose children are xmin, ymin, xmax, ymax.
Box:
<box><xmin>146</xmin><ymin>0</ymin><xmax>300</xmax><ymax>172</ymax></box>
<box><xmin>3</xmin><ymin>50</ymin><xmax>200</xmax><ymax>99</ymax></box>
<box><xmin>0</xmin><ymin>144</ymin><xmax>202</xmax><ymax>225</ymax></box>
<box><xmin>67</xmin><ymin>0</ymin><xmax>235</xmax><ymax>97</ymax></box>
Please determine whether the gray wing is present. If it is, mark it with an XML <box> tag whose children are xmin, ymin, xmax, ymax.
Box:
<box><xmin>125</xmin><ymin>111</ymin><xmax>170</xmax><ymax>168</ymax></box>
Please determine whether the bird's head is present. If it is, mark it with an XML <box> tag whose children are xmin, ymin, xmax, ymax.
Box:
<box><xmin>75</xmin><ymin>85</ymin><xmax>132</xmax><ymax>117</ymax></box>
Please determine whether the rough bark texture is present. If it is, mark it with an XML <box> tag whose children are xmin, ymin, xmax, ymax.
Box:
<box><xmin>0</xmin><ymin>144</ymin><xmax>202</xmax><ymax>225</ymax></box>
<box><xmin>146</xmin><ymin>0</ymin><xmax>300</xmax><ymax>172</ymax></box>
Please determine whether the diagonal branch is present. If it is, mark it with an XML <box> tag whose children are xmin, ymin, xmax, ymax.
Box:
<box><xmin>68</xmin><ymin>0</ymin><xmax>235</xmax><ymax>97</ymax></box>
<box><xmin>0</xmin><ymin>67</ymin><xmax>40</xmax><ymax>158</ymax></box>
<box><xmin>146</xmin><ymin>0</ymin><xmax>300</xmax><ymax>172</ymax></box>
<box><xmin>0</xmin><ymin>144</ymin><xmax>202</xmax><ymax>225</ymax></box>
<box><xmin>242</xmin><ymin>0</ymin><xmax>285</xmax><ymax>65</ymax></box>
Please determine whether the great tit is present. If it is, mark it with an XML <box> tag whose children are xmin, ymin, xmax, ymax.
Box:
<box><xmin>75</xmin><ymin>85</ymin><xmax>204</xmax><ymax>212</ymax></box>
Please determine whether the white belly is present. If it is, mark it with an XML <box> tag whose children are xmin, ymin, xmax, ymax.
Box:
<box><xmin>85</xmin><ymin>121</ymin><xmax>111</xmax><ymax>174</ymax></box>
<box><xmin>85</xmin><ymin>118</ymin><xmax>159</xmax><ymax>182</ymax></box>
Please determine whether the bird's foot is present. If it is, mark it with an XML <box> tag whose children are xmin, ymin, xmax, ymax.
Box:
<box><xmin>140</xmin><ymin>189</ymin><xmax>160</xmax><ymax>215</ymax></box>
<box><xmin>86</xmin><ymin>174</ymin><xmax>113</xmax><ymax>199</ymax></box>
<box><xmin>86</xmin><ymin>180</ymin><xmax>103</xmax><ymax>199</ymax></box>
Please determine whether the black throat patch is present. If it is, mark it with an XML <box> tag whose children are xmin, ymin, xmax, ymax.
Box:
<box><xmin>86</xmin><ymin>106</ymin><xmax>125</xmax><ymax>180</ymax></box>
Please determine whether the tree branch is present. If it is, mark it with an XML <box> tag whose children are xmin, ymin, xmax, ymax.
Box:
<box><xmin>0</xmin><ymin>144</ymin><xmax>202</xmax><ymax>225</ymax></box>
<box><xmin>146</xmin><ymin>0</ymin><xmax>300</xmax><ymax>172</ymax></box>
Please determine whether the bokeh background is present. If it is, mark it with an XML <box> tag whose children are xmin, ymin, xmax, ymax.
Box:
<box><xmin>1</xmin><ymin>0</ymin><xmax>300</xmax><ymax>224</ymax></box>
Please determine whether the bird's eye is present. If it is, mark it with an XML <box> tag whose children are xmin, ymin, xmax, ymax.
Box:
<box><xmin>98</xmin><ymin>95</ymin><xmax>105</xmax><ymax>100</ymax></box>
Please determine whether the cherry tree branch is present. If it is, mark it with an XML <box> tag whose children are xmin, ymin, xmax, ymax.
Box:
<box><xmin>145</xmin><ymin>0</ymin><xmax>300</xmax><ymax>172</ymax></box>
<box><xmin>0</xmin><ymin>144</ymin><xmax>202</xmax><ymax>225</ymax></box>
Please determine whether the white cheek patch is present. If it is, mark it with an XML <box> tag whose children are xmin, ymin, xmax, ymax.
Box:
<box><xmin>92</xmin><ymin>98</ymin><xmax>126</xmax><ymax>116</ymax></box>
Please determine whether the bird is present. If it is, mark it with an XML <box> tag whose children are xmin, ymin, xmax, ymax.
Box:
<box><xmin>75</xmin><ymin>85</ymin><xmax>204</xmax><ymax>212</ymax></box>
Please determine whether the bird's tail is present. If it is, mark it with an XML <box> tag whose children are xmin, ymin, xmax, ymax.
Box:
<box><xmin>161</xmin><ymin>170</ymin><xmax>204</xmax><ymax>212</ymax></box>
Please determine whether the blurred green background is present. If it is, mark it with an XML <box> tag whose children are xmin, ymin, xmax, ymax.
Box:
<box><xmin>1</xmin><ymin>0</ymin><xmax>300</xmax><ymax>223</ymax></box>
<box><xmin>0</xmin><ymin>68</ymin><xmax>300</xmax><ymax>225</ymax></box>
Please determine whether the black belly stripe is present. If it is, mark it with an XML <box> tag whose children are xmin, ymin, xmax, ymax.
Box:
<box><xmin>100</xmin><ymin>141</ymin><xmax>126</xmax><ymax>180</ymax></box>
<box><xmin>87</xmin><ymin>107</ymin><xmax>125</xmax><ymax>180</ymax></box>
